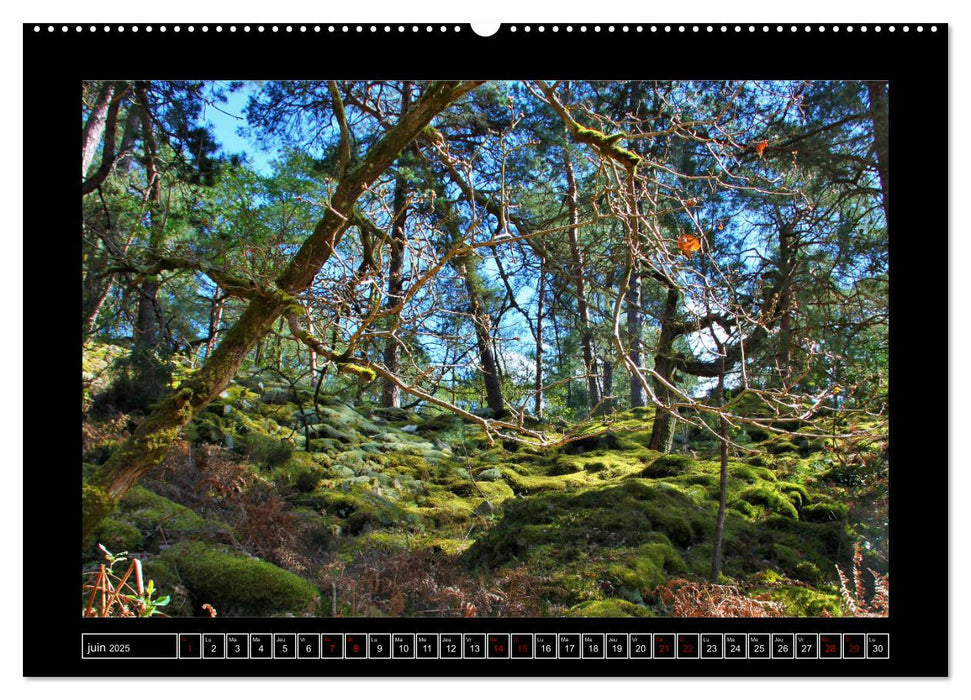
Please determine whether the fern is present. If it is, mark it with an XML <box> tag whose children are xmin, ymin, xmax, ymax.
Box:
<box><xmin>835</xmin><ymin>542</ymin><xmax>889</xmax><ymax>617</ymax></box>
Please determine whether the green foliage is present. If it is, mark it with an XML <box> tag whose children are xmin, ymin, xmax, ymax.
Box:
<box><xmin>92</xmin><ymin>346</ymin><xmax>174</xmax><ymax>416</ymax></box>
<box><xmin>78</xmin><ymin>79</ymin><xmax>889</xmax><ymax>617</ymax></box>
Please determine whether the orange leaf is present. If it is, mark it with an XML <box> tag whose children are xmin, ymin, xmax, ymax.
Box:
<box><xmin>755</xmin><ymin>140</ymin><xmax>768</xmax><ymax>158</ymax></box>
<box><xmin>685</xmin><ymin>198</ymin><xmax>698</xmax><ymax>208</ymax></box>
<box><xmin>677</xmin><ymin>234</ymin><xmax>702</xmax><ymax>258</ymax></box>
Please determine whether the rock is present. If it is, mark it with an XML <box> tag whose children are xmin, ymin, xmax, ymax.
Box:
<box><xmin>291</xmin><ymin>408</ymin><xmax>320</xmax><ymax>426</ymax></box>
<box><xmin>224</xmin><ymin>435</ymin><xmax>234</xmax><ymax>449</ymax></box>
<box><xmin>260</xmin><ymin>387</ymin><xmax>292</xmax><ymax>404</ymax></box>
<box><xmin>473</xmin><ymin>500</ymin><xmax>495</xmax><ymax>517</ymax></box>
<box><xmin>371</xmin><ymin>406</ymin><xmax>412</xmax><ymax>422</ymax></box>
<box><xmin>564</xmin><ymin>432</ymin><xmax>621</xmax><ymax>454</ymax></box>
<box><xmin>478</xmin><ymin>467</ymin><xmax>503</xmax><ymax>482</ymax></box>
<box><xmin>222</xmin><ymin>404</ymin><xmax>232</xmax><ymax>415</ymax></box>
<box><xmin>401</xmin><ymin>424</ymin><xmax>418</xmax><ymax>433</ymax></box>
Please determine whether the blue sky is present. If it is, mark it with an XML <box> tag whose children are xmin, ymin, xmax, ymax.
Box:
<box><xmin>203</xmin><ymin>82</ymin><xmax>275</xmax><ymax>174</ymax></box>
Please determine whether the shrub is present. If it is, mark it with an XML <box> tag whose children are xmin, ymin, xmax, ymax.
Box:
<box><xmin>245</xmin><ymin>434</ymin><xmax>294</xmax><ymax>468</ymax></box>
<box><xmin>92</xmin><ymin>346</ymin><xmax>174</xmax><ymax>416</ymax></box>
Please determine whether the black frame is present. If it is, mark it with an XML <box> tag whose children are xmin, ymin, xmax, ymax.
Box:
<box><xmin>24</xmin><ymin>22</ymin><xmax>948</xmax><ymax>677</ymax></box>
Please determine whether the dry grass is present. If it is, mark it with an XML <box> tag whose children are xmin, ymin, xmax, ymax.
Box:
<box><xmin>655</xmin><ymin>579</ymin><xmax>784</xmax><ymax>617</ymax></box>
<box><xmin>318</xmin><ymin>549</ymin><xmax>553</xmax><ymax>617</ymax></box>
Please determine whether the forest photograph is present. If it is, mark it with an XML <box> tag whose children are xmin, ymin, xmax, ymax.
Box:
<box><xmin>81</xmin><ymin>79</ymin><xmax>890</xmax><ymax>619</ymax></box>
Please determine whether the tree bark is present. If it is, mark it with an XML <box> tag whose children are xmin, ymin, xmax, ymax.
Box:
<box><xmin>866</xmin><ymin>80</ymin><xmax>890</xmax><ymax>221</ymax></box>
<box><xmin>382</xmin><ymin>83</ymin><xmax>413</xmax><ymax>408</ymax></box>
<box><xmin>564</xmin><ymin>150</ymin><xmax>601</xmax><ymax>409</ymax></box>
<box><xmin>82</xmin><ymin>82</ymin><xmax>115</xmax><ymax>178</ymax></box>
<box><xmin>711</xmin><ymin>356</ymin><xmax>729</xmax><ymax>582</ymax></box>
<box><xmin>132</xmin><ymin>83</ymin><xmax>166</xmax><ymax>348</ymax></box>
<box><xmin>460</xmin><ymin>258</ymin><xmax>505</xmax><ymax>416</ymax></box>
<box><xmin>82</xmin><ymin>81</ymin><xmax>131</xmax><ymax>196</ymax></box>
<box><xmin>83</xmin><ymin>80</ymin><xmax>482</xmax><ymax>541</ymax></box>
<box><xmin>601</xmin><ymin>359</ymin><xmax>614</xmax><ymax>413</ymax></box>
<box><xmin>204</xmin><ymin>288</ymin><xmax>225</xmax><ymax>359</ymax></box>
<box><xmin>534</xmin><ymin>258</ymin><xmax>545</xmax><ymax>418</ymax></box>
<box><xmin>649</xmin><ymin>286</ymin><xmax>680</xmax><ymax>451</ymax></box>
<box><xmin>627</xmin><ymin>262</ymin><xmax>644</xmax><ymax>408</ymax></box>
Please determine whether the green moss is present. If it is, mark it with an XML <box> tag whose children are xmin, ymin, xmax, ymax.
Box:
<box><xmin>728</xmin><ymin>499</ymin><xmax>759</xmax><ymax>519</ymax></box>
<box><xmin>90</xmin><ymin>518</ymin><xmax>143</xmax><ymax>553</ymax></box>
<box><xmin>112</xmin><ymin>485</ymin><xmax>224</xmax><ymax>548</ymax></box>
<box><xmin>606</xmin><ymin>540</ymin><xmax>686</xmax><ymax>596</ymax></box>
<box><xmin>569</xmin><ymin>598</ymin><xmax>654</xmax><ymax>617</ymax></box>
<box><xmin>573</xmin><ymin>125</ymin><xmax>641</xmax><ymax>171</ymax></box>
<box><xmin>464</xmin><ymin>481</ymin><xmax>700</xmax><ymax>567</ymax></box>
<box><xmin>478</xmin><ymin>467</ymin><xmax>503</xmax><ymax>481</ymax></box>
<box><xmin>738</xmin><ymin>484</ymin><xmax>799</xmax><ymax>519</ymax></box>
<box><xmin>640</xmin><ymin>454</ymin><xmax>699</xmax><ymax>477</ymax></box>
<box><xmin>777</xmin><ymin>481</ymin><xmax>809</xmax><ymax>508</ymax></box>
<box><xmin>245</xmin><ymin>434</ymin><xmax>294</xmax><ymax>467</ymax></box>
<box><xmin>503</xmin><ymin>469</ymin><xmax>576</xmax><ymax>494</ymax></box>
<box><xmin>802</xmin><ymin>501</ymin><xmax>848</xmax><ymax>522</ymax></box>
<box><xmin>767</xmin><ymin>439</ymin><xmax>798</xmax><ymax>455</ymax></box>
<box><xmin>82</xmin><ymin>483</ymin><xmax>116</xmax><ymax>543</ymax></box>
<box><xmin>754</xmin><ymin>583</ymin><xmax>841</xmax><ymax>616</ymax></box>
<box><xmin>155</xmin><ymin>542</ymin><xmax>320</xmax><ymax>616</ymax></box>
<box><xmin>729</xmin><ymin>463</ymin><xmax>778</xmax><ymax>483</ymax></box>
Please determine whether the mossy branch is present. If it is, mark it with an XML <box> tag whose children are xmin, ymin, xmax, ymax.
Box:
<box><xmin>535</xmin><ymin>81</ymin><xmax>640</xmax><ymax>171</ymax></box>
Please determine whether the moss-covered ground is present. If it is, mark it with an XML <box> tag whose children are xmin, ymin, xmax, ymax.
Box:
<box><xmin>82</xmin><ymin>344</ymin><xmax>888</xmax><ymax>618</ymax></box>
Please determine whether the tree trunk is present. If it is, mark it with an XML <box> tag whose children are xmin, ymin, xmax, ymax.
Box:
<box><xmin>82</xmin><ymin>81</ymin><xmax>131</xmax><ymax>196</ymax></box>
<box><xmin>564</xmin><ymin>150</ymin><xmax>600</xmax><ymax>408</ymax></box>
<box><xmin>775</xmin><ymin>221</ymin><xmax>795</xmax><ymax>384</ymax></box>
<box><xmin>866</xmin><ymin>80</ymin><xmax>890</xmax><ymax>221</ymax></box>
<box><xmin>534</xmin><ymin>259</ymin><xmax>545</xmax><ymax>418</ymax></box>
<box><xmin>649</xmin><ymin>286</ymin><xmax>680</xmax><ymax>451</ymax></box>
<box><xmin>83</xmin><ymin>81</ymin><xmax>482</xmax><ymax>541</ymax></box>
<box><xmin>711</xmin><ymin>358</ymin><xmax>729</xmax><ymax>582</ymax></box>
<box><xmin>601</xmin><ymin>359</ymin><xmax>614</xmax><ymax>413</ymax></box>
<box><xmin>627</xmin><ymin>262</ymin><xmax>644</xmax><ymax>408</ymax></box>
<box><xmin>461</xmin><ymin>258</ymin><xmax>504</xmax><ymax>416</ymax></box>
<box><xmin>204</xmin><ymin>288</ymin><xmax>225</xmax><ymax>359</ymax></box>
<box><xmin>382</xmin><ymin>84</ymin><xmax>413</xmax><ymax>408</ymax></box>
<box><xmin>82</xmin><ymin>82</ymin><xmax>115</xmax><ymax>178</ymax></box>
<box><xmin>132</xmin><ymin>84</ymin><xmax>164</xmax><ymax>348</ymax></box>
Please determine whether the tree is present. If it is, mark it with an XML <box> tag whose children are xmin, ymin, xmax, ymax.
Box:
<box><xmin>83</xmin><ymin>81</ymin><xmax>483</xmax><ymax>540</ymax></box>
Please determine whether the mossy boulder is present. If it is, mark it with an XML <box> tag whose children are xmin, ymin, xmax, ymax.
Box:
<box><xmin>738</xmin><ymin>484</ymin><xmax>800</xmax><ymax>519</ymax></box>
<box><xmin>569</xmin><ymin>598</ymin><xmax>654</xmax><ymax>617</ymax></box>
<box><xmin>90</xmin><ymin>518</ymin><xmax>143</xmax><ymax>554</ymax></box>
<box><xmin>640</xmin><ymin>454</ymin><xmax>699</xmax><ymax>478</ymax></box>
<box><xmin>103</xmin><ymin>485</ymin><xmax>228</xmax><ymax>551</ymax></box>
<box><xmin>755</xmin><ymin>583</ymin><xmax>841</xmax><ymax>616</ymax></box>
<box><xmin>464</xmin><ymin>481</ymin><xmax>700</xmax><ymax>568</ymax></box>
<box><xmin>150</xmin><ymin>542</ymin><xmax>320</xmax><ymax>616</ymax></box>
<box><xmin>368</xmin><ymin>406</ymin><xmax>413</xmax><ymax>423</ymax></box>
<box><xmin>801</xmin><ymin>501</ymin><xmax>848</xmax><ymax>522</ymax></box>
<box><xmin>563</xmin><ymin>432</ymin><xmax>622</xmax><ymax>454</ymax></box>
<box><xmin>477</xmin><ymin>467</ymin><xmax>503</xmax><ymax>482</ymax></box>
